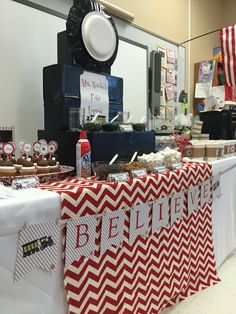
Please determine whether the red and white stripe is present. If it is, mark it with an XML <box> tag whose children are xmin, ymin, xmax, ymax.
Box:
<box><xmin>220</xmin><ymin>24</ymin><xmax>236</xmax><ymax>87</ymax></box>
<box><xmin>39</xmin><ymin>163</ymin><xmax>220</xmax><ymax>314</ymax></box>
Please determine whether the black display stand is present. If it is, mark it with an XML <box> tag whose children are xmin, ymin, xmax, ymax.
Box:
<box><xmin>38</xmin><ymin>130</ymin><xmax>155</xmax><ymax>168</ymax></box>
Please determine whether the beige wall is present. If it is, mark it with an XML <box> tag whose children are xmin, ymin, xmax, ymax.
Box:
<box><xmin>103</xmin><ymin>0</ymin><xmax>189</xmax><ymax>43</ymax></box>
<box><xmin>106</xmin><ymin>0</ymin><xmax>235</xmax><ymax>112</ymax></box>
<box><xmin>223</xmin><ymin>0</ymin><xmax>236</xmax><ymax>26</ymax></box>
<box><xmin>188</xmin><ymin>0</ymin><xmax>223</xmax><ymax>109</ymax></box>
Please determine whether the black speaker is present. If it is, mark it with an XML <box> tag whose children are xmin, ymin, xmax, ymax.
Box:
<box><xmin>200</xmin><ymin>110</ymin><xmax>234</xmax><ymax>139</ymax></box>
<box><xmin>149</xmin><ymin>51</ymin><xmax>161</xmax><ymax>116</ymax></box>
<box><xmin>57</xmin><ymin>31</ymin><xmax>74</xmax><ymax>66</ymax></box>
<box><xmin>43</xmin><ymin>64</ymin><xmax>123</xmax><ymax>131</ymax></box>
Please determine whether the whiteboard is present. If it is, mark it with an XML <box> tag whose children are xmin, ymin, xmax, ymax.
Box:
<box><xmin>1</xmin><ymin>0</ymin><xmax>185</xmax><ymax>146</ymax></box>
<box><xmin>111</xmin><ymin>38</ymin><xmax>148</xmax><ymax>123</ymax></box>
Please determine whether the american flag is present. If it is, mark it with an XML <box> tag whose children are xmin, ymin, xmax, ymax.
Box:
<box><xmin>220</xmin><ymin>24</ymin><xmax>236</xmax><ymax>87</ymax></box>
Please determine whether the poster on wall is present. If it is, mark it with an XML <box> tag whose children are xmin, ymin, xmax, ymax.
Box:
<box><xmin>198</xmin><ymin>60</ymin><xmax>215</xmax><ymax>83</ymax></box>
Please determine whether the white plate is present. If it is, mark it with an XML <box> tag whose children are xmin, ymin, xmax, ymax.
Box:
<box><xmin>82</xmin><ymin>11</ymin><xmax>117</xmax><ymax>62</ymax></box>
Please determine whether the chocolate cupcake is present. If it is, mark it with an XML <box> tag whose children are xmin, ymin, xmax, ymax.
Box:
<box><xmin>36</xmin><ymin>157</ymin><xmax>50</xmax><ymax>174</ymax></box>
<box><xmin>0</xmin><ymin>157</ymin><xmax>5</xmax><ymax>166</ymax></box>
<box><xmin>15</xmin><ymin>155</ymin><xmax>25</xmax><ymax>173</ymax></box>
<box><xmin>31</xmin><ymin>153</ymin><xmax>40</xmax><ymax>166</ymax></box>
<box><xmin>16</xmin><ymin>155</ymin><xmax>25</xmax><ymax>166</ymax></box>
<box><xmin>48</xmin><ymin>156</ymin><xmax>60</xmax><ymax>173</ymax></box>
<box><xmin>10</xmin><ymin>154</ymin><xmax>17</xmax><ymax>164</ymax></box>
<box><xmin>0</xmin><ymin>159</ymin><xmax>17</xmax><ymax>177</ymax></box>
<box><xmin>19</xmin><ymin>158</ymin><xmax>37</xmax><ymax>176</ymax></box>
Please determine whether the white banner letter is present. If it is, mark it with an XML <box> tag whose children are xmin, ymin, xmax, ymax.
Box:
<box><xmin>152</xmin><ymin>197</ymin><xmax>169</xmax><ymax>233</ymax></box>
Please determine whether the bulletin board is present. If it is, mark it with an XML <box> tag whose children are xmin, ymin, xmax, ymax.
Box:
<box><xmin>112</xmin><ymin>16</ymin><xmax>185</xmax><ymax>122</ymax></box>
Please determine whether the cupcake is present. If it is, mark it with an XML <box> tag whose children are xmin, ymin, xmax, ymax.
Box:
<box><xmin>16</xmin><ymin>154</ymin><xmax>25</xmax><ymax>166</ymax></box>
<box><xmin>19</xmin><ymin>158</ymin><xmax>37</xmax><ymax>176</ymax></box>
<box><xmin>31</xmin><ymin>153</ymin><xmax>40</xmax><ymax>166</ymax></box>
<box><xmin>10</xmin><ymin>154</ymin><xmax>17</xmax><ymax>164</ymax></box>
<box><xmin>36</xmin><ymin>157</ymin><xmax>50</xmax><ymax>174</ymax></box>
<box><xmin>15</xmin><ymin>154</ymin><xmax>25</xmax><ymax>173</ymax></box>
<box><xmin>48</xmin><ymin>156</ymin><xmax>60</xmax><ymax>173</ymax></box>
<box><xmin>0</xmin><ymin>156</ymin><xmax>5</xmax><ymax>166</ymax></box>
<box><xmin>0</xmin><ymin>159</ymin><xmax>17</xmax><ymax>177</ymax></box>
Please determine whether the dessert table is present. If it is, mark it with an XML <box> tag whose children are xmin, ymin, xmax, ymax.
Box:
<box><xmin>211</xmin><ymin>156</ymin><xmax>236</xmax><ymax>268</ymax></box>
<box><xmin>39</xmin><ymin>162</ymin><xmax>219</xmax><ymax>314</ymax></box>
<box><xmin>1</xmin><ymin>160</ymin><xmax>233</xmax><ymax>313</ymax></box>
<box><xmin>0</xmin><ymin>188</ymin><xmax>67</xmax><ymax>314</ymax></box>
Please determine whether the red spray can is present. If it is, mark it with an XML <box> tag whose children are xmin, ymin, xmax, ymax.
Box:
<box><xmin>76</xmin><ymin>130</ymin><xmax>91</xmax><ymax>178</ymax></box>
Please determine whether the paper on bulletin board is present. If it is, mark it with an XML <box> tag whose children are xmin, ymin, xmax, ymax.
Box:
<box><xmin>157</xmin><ymin>46</ymin><xmax>167</xmax><ymax>68</ymax></box>
<box><xmin>195</xmin><ymin>82</ymin><xmax>212</xmax><ymax>98</ymax></box>
<box><xmin>165</xmin><ymin>84</ymin><xmax>176</xmax><ymax>100</ymax></box>
<box><xmin>211</xmin><ymin>85</ymin><xmax>225</xmax><ymax>109</ymax></box>
<box><xmin>204</xmin><ymin>95</ymin><xmax>219</xmax><ymax>111</ymax></box>
<box><xmin>167</xmin><ymin>49</ymin><xmax>176</xmax><ymax>64</ymax></box>
<box><xmin>161</xmin><ymin>68</ymin><xmax>166</xmax><ymax>87</ymax></box>
<box><xmin>80</xmin><ymin>71</ymin><xmax>109</xmax><ymax>121</ymax></box>
<box><xmin>198</xmin><ymin>60</ymin><xmax>215</xmax><ymax>83</ymax></box>
<box><xmin>160</xmin><ymin>87</ymin><xmax>166</xmax><ymax>119</ymax></box>
<box><xmin>159</xmin><ymin>105</ymin><xmax>166</xmax><ymax>119</ymax></box>
<box><xmin>166</xmin><ymin>69</ymin><xmax>176</xmax><ymax>85</ymax></box>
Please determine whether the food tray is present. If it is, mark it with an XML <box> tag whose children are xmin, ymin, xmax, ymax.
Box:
<box><xmin>0</xmin><ymin>165</ymin><xmax>75</xmax><ymax>186</ymax></box>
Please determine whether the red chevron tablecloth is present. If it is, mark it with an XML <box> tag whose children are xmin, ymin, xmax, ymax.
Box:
<box><xmin>39</xmin><ymin>162</ymin><xmax>220</xmax><ymax>314</ymax></box>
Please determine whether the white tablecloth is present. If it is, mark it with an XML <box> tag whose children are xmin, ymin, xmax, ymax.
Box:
<box><xmin>0</xmin><ymin>188</ymin><xmax>67</xmax><ymax>314</ymax></box>
<box><xmin>1</xmin><ymin>158</ymin><xmax>236</xmax><ymax>313</ymax></box>
<box><xmin>212</xmin><ymin>157</ymin><xmax>236</xmax><ymax>268</ymax></box>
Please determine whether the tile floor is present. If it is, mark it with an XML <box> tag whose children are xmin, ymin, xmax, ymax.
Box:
<box><xmin>162</xmin><ymin>249</ymin><xmax>236</xmax><ymax>314</ymax></box>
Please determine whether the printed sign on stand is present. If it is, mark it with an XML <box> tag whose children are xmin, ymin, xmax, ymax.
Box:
<box><xmin>80</xmin><ymin>71</ymin><xmax>109</xmax><ymax>122</ymax></box>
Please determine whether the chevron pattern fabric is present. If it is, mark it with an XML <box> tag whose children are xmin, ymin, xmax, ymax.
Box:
<box><xmin>39</xmin><ymin>162</ymin><xmax>220</xmax><ymax>314</ymax></box>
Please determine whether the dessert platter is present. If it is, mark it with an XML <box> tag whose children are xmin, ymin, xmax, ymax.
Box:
<box><xmin>0</xmin><ymin>140</ymin><xmax>75</xmax><ymax>186</ymax></box>
<box><xmin>0</xmin><ymin>165</ymin><xmax>75</xmax><ymax>186</ymax></box>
